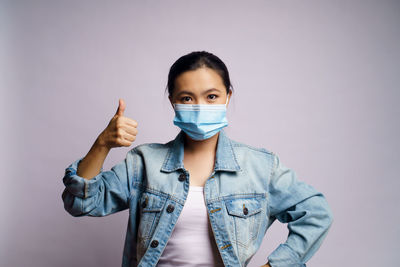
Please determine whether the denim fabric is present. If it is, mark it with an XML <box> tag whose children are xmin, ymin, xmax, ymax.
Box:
<box><xmin>61</xmin><ymin>129</ymin><xmax>333</xmax><ymax>267</ymax></box>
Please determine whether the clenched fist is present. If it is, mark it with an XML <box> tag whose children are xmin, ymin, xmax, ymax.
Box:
<box><xmin>97</xmin><ymin>98</ymin><xmax>138</xmax><ymax>149</ymax></box>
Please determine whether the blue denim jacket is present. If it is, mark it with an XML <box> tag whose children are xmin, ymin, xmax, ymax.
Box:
<box><xmin>62</xmin><ymin>129</ymin><xmax>333</xmax><ymax>267</ymax></box>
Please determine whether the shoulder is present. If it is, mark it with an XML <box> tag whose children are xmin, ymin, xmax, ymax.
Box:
<box><xmin>129</xmin><ymin>140</ymin><xmax>173</xmax><ymax>153</ymax></box>
<box><xmin>227</xmin><ymin>137</ymin><xmax>276</xmax><ymax>173</ymax></box>
<box><xmin>229</xmin><ymin>138</ymin><xmax>275</xmax><ymax>156</ymax></box>
<box><xmin>126</xmin><ymin>139</ymin><xmax>173</xmax><ymax>159</ymax></box>
<box><xmin>227</xmin><ymin>137</ymin><xmax>276</xmax><ymax>169</ymax></box>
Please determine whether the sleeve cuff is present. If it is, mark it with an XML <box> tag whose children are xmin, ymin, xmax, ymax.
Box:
<box><xmin>267</xmin><ymin>244</ymin><xmax>306</xmax><ymax>267</ymax></box>
<box><xmin>62</xmin><ymin>157</ymin><xmax>104</xmax><ymax>199</ymax></box>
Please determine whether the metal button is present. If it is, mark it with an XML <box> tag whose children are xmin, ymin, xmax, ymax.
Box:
<box><xmin>178</xmin><ymin>174</ymin><xmax>186</xmax><ymax>182</ymax></box>
<box><xmin>150</xmin><ymin>240</ymin><xmax>159</xmax><ymax>248</ymax></box>
<box><xmin>243</xmin><ymin>207</ymin><xmax>248</xmax><ymax>215</ymax></box>
<box><xmin>166</xmin><ymin>204</ymin><xmax>175</xmax><ymax>213</ymax></box>
<box><xmin>141</xmin><ymin>198</ymin><xmax>148</xmax><ymax>208</ymax></box>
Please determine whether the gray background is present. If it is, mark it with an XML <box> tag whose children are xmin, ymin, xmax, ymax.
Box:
<box><xmin>1</xmin><ymin>0</ymin><xmax>399</xmax><ymax>266</ymax></box>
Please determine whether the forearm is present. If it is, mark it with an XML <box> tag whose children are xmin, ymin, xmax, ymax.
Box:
<box><xmin>267</xmin><ymin>194</ymin><xmax>333</xmax><ymax>266</ymax></box>
<box><xmin>76</xmin><ymin>138</ymin><xmax>110</xmax><ymax>180</ymax></box>
<box><xmin>267</xmin><ymin>153</ymin><xmax>333</xmax><ymax>266</ymax></box>
<box><xmin>62</xmin><ymin>147</ymin><xmax>135</xmax><ymax>217</ymax></box>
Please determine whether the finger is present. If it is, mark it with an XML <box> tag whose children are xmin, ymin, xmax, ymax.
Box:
<box><xmin>116</xmin><ymin>133</ymin><xmax>132</xmax><ymax>145</ymax></box>
<box><xmin>115</xmin><ymin>98</ymin><xmax>126</xmax><ymax>116</ymax></box>
<box><xmin>124</xmin><ymin>117</ymin><xmax>138</xmax><ymax>128</ymax></box>
<box><xmin>123</xmin><ymin>125</ymin><xmax>138</xmax><ymax>136</ymax></box>
<box><xmin>123</xmin><ymin>132</ymin><xmax>136</xmax><ymax>142</ymax></box>
<box><xmin>119</xmin><ymin>138</ymin><xmax>132</xmax><ymax>147</ymax></box>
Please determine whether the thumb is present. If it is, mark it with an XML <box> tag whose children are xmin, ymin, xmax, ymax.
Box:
<box><xmin>115</xmin><ymin>98</ymin><xmax>126</xmax><ymax>116</ymax></box>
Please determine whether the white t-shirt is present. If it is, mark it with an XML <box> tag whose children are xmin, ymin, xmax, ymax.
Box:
<box><xmin>157</xmin><ymin>185</ymin><xmax>225</xmax><ymax>266</ymax></box>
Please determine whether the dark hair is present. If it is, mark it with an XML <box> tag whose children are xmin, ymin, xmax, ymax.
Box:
<box><xmin>165</xmin><ymin>51</ymin><xmax>234</xmax><ymax>97</ymax></box>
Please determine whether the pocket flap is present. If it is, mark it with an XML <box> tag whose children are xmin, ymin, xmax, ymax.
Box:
<box><xmin>140</xmin><ymin>192</ymin><xmax>165</xmax><ymax>212</ymax></box>
<box><xmin>225</xmin><ymin>198</ymin><xmax>262</xmax><ymax>218</ymax></box>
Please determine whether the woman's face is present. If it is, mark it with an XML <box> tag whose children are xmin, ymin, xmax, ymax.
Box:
<box><xmin>169</xmin><ymin>67</ymin><xmax>231</xmax><ymax>107</ymax></box>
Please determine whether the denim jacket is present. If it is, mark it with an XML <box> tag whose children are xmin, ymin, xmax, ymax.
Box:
<box><xmin>61</xmin><ymin>129</ymin><xmax>333</xmax><ymax>267</ymax></box>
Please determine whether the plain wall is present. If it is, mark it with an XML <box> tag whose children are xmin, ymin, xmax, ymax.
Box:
<box><xmin>1</xmin><ymin>0</ymin><xmax>399</xmax><ymax>266</ymax></box>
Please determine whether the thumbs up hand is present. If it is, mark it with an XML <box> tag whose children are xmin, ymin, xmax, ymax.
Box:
<box><xmin>97</xmin><ymin>98</ymin><xmax>138</xmax><ymax>149</ymax></box>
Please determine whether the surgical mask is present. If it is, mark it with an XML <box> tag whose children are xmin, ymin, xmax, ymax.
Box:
<box><xmin>172</xmin><ymin>96</ymin><xmax>229</xmax><ymax>140</ymax></box>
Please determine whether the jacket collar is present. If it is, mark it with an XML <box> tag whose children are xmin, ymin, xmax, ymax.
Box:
<box><xmin>161</xmin><ymin>129</ymin><xmax>242</xmax><ymax>173</ymax></box>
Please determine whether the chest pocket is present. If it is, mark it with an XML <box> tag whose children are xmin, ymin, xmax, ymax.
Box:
<box><xmin>137</xmin><ymin>191</ymin><xmax>166</xmax><ymax>250</ymax></box>
<box><xmin>225</xmin><ymin>197</ymin><xmax>263</xmax><ymax>248</ymax></box>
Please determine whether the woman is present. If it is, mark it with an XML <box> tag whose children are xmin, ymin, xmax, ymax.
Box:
<box><xmin>62</xmin><ymin>51</ymin><xmax>333</xmax><ymax>267</ymax></box>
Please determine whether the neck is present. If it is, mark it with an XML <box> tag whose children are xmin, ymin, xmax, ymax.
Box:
<box><xmin>183</xmin><ymin>132</ymin><xmax>220</xmax><ymax>154</ymax></box>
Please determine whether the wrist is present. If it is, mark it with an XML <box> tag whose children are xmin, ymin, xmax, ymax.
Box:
<box><xmin>94</xmin><ymin>134</ymin><xmax>110</xmax><ymax>150</ymax></box>
<box><xmin>93</xmin><ymin>137</ymin><xmax>111</xmax><ymax>154</ymax></box>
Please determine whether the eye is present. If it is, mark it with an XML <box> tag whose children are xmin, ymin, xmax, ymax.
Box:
<box><xmin>208</xmin><ymin>94</ymin><xmax>218</xmax><ymax>100</ymax></box>
<box><xmin>181</xmin><ymin>96</ymin><xmax>192</xmax><ymax>102</ymax></box>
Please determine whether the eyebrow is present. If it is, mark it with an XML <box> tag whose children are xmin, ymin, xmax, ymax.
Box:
<box><xmin>176</xmin><ymin>88</ymin><xmax>221</xmax><ymax>96</ymax></box>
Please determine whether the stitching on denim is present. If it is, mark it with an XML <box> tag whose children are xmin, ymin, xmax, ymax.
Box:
<box><xmin>204</xmin><ymin>193</ymin><xmax>265</xmax><ymax>204</ymax></box>
<box><xmin>233</xmin><ymin>204</ymin><xmax>240</xmax><ymax>254</ymax></box>
<box><xmin>210</xmin><ymin>208</ymin><xmax>221</xmax><ymax>213</ymax></box>
<box><xmin>140</xmin><ymin>192</ymin><xmax>165</xmax><ymax>212</ymax></box>
<box><xmin>227</xmin><ymin>138</ymin><xmax>242</xmax><ymax>171</ymax></box>
<box><xmin>138</xmin><ymin>174</ymin><xmax>189</xmax><ymax>205</ymax></box>
<box><xmin>224</xmin><ymin>196</ymin><xmax>264</xmax><ymax>249</ymax></box>
<box><xmin>162</xmin><ymin>145</ymin><xmax>173</xmax><ymax>170</ymax></box>
<box><xmin>141</xmin><ymin>186</ymin><xmax>172</xmax><ymax>202</ymax></box>
<box><xmin>159</xmin><ymin>141</ymin><xmax>176</xmax><ymax>172</ymax></box>
<box><xmin>221</xmin><ymin>243</ymin><xmax>231</xmax><ymax>250</ymax></box>
<box><xmin>267</xmin><ymin>153</ymin><xmax>277</xmax><ymax>218</ymax></box>
<box><xmin>234</xmin><ymin>213</ymin><xmax>261</xmax><ymax>248</ymax></box>
<box><xmin>124</xmin><ymin>152</ymin><xmax>132</xmax><ymax>203</ymax></box>
<box><xmin>231</xmin><ymin>139</ymin><xmax>274</xmax><ymax>155</ymax></box>
<box><xmin>206</xmin><ymin>202</ymin><xmax>229</xmax><ymax>267</ymax></box>
<box><xmin>132</xmin><ymin>148</ymin><xmax>141</xmax><ymax>185</ymax></box>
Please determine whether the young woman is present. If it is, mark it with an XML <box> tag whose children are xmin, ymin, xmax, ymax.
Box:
<box><xmin>62</xmin><ymin>51</ymin><xmax>333</xmax><ymax>267</ymax></box>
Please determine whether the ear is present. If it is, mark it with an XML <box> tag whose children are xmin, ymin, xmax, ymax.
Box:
<box><xmin>227</xmin><ymin>89</ymin><xmax>232</xmax><ymax>105</ymax></box>
<box><xmin>168</xmin><ymin>95</ymin><xmax>174</xmax><ymax>109</ymax></box>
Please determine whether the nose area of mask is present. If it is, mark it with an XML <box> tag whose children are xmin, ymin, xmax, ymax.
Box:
<box><xmin>172</xmin><ymin>97</ymin><xmax>229</xmax><ymax>140</ymax></box>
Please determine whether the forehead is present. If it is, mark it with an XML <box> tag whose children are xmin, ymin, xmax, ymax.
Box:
<box><xmin>174</xmin><ymin>67</ymin><xmax>225</xmax><ymax>94</ymax></box>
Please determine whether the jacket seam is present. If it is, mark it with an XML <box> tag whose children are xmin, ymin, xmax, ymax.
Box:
<box><xmin>228</xmin><ymin>138</ymin><xmax>242</xmax><ymax>171</ymax></box>
<box><xmin>267</xmin><ymin>152</ymin><xmax>277</xmax><ymax>220</ymax></box>
<box><xmin>125</xmin><ymin>151</ymin><xmax>132</xmax><ymax>203</ymax></box>
<box><xmin>231</xmin><ymin>140</ymin><xmax>274</xmax><ymax>155</ymax></box>
<box><xmin>130</xmin><ymin>148</ymin><xmax>143</xmax><ymax>198</ymax></box>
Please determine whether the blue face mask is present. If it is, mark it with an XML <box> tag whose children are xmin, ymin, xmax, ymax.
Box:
<box><xmin>173</xmin><ymin>96</ymin><xmax>229</xmax><ymax>140</ymax></box>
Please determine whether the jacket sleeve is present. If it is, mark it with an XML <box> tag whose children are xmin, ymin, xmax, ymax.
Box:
<box><xmin>61</xmin><ymin>148</ymin><xmax>139</xmax><ymax>217</ymax></box>
<box><xmin>266</xmin><ymin>153</ymin><xmax>333</xmax><ymax>267</ymax></box>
